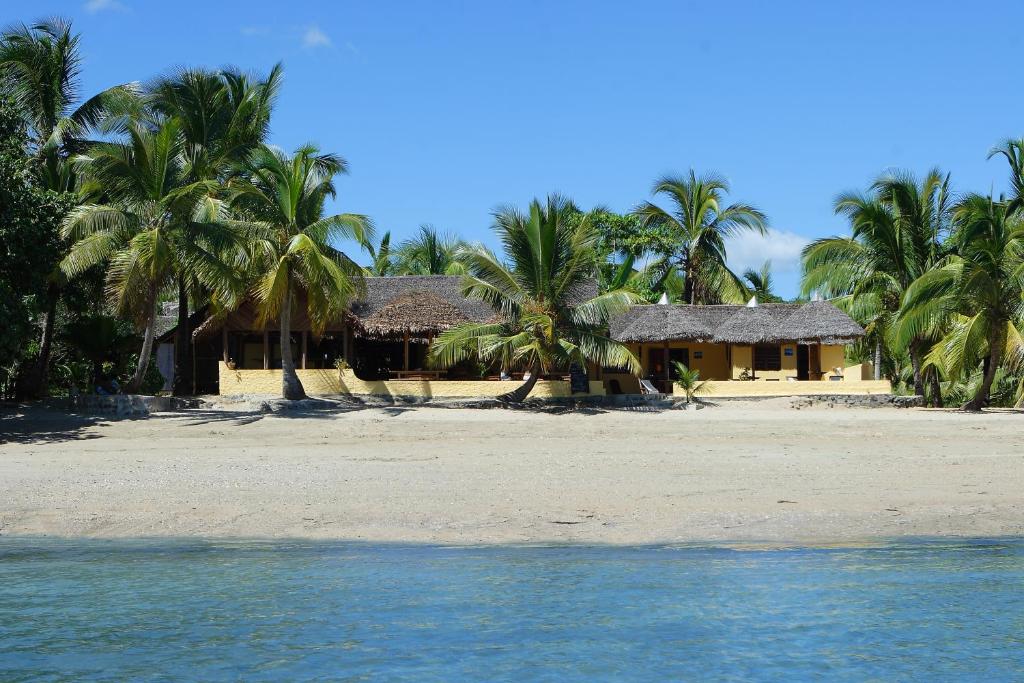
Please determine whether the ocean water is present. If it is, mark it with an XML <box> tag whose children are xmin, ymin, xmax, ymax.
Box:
<box><xmin>1</xmin><ymin>539</ymin><xmax>1022</xmax><ymax>682</ymax></box>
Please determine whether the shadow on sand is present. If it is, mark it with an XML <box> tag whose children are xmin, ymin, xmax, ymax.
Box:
<box><xmin>0</xmin><ymin>406</ymin><xmax>109</xmax><ymax>445</ymax></box>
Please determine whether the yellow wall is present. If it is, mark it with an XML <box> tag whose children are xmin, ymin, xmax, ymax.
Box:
<box><xmin>635</xmin><ymin>342</ymin><xmax>730</xmax><ymax>380</ymax></box>
<box><xmin>218</xmin><ymin>364</ymin><xmax>605</xmax><ymax>398</ymax></box>
<box><xmin>819</xmin><ymin>345</ymin><xmax>846</xmax><ymax>378</ymax></box>
<box><xmin>730</xmin><ymin>345</ymin><xmax>752</xmax><ymax>379</ymax></box>
<box><xmin>678</xmin><ymin>379</ymin><xmax>891</xmax><ymax>397</ymax></box>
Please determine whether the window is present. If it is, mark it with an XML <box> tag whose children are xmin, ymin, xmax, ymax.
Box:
<box><xmin>754</xmin><ymin>344</ymin><xmax>781</xmax><ymax>371</ymax></box>
<box><xmin>693</xmin><ymin>350</ymin><xmax>703</xmax><ymax>360</ymax></box>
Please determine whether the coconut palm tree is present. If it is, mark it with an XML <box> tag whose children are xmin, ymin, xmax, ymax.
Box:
<box><xmin>429</xmin><ymin>195</ymin><xmax>640</xmax><ymax>402</ymax></box>
<box><xmin>802</xmin><ymin>169</ymin><xmax>951</xmax><ymax>401</ymax></box>
<box><xmin>395</xmin><ymin>224</ymin><xmax>467</xmax><ymax>275</ymax></box>
<box><xmin>231</xmin><ymin>144</ymin><xmax>372</xmax><ymax>400</ymax></box>
<box><xmin>897</xmin><ymin>194</ymin><xmax>1024</xmax><ymax>410</ymax></box>
<box><xmin>148</xmin><ymin>64</ymin><xmax>281</xmax><ymax>395</ymax></box>
<box><xmin>742</xmin><ymin>260</ymin><xmax>782</xmax><ymax>303</ymax></box>
<box><xmin>989</xmin><ymin>138</ymin><xmax>1024</xmax><ymax>217</ymax></box>
<box><xmin>0</xmin><ymin>17</ymin><xmax>135</xmax><ymax>396</ymax></box>
<box><xmin>364</xmin><ymin>231</ymin><xmax>397</xmax><ymax>275</ymax></box>
<box><xmin>60</xmin><ymin>117</ymin><xmax>228</xmax><ymax>392</ymax></box>
<box><xmin>632</xmin><ymin>171</ymin><xmax>767</xmax><ymax>304</ymax></box>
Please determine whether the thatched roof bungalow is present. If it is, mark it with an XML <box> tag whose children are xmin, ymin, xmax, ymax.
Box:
<box><xmin>605</xmin><ymin>299</ymin><xmax>867</xmax><ymax>393</ymax></box>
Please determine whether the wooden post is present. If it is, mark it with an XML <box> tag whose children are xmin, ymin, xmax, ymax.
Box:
<box><xmin>663</xmin><ymin>340</ymin><xmax>670</xmax><ymax>390</ymax></box>
<box><xmin>403</xmin><ymin>330</ymin><xmax>410</xmax><ymax>371</ymax></box>
<box><xmin>301</xmin><ymin>331</ymin><xmax>308</xmax><ymax>370</ymax></box>
<box><xmin>342</xmin><ymin>321</ymin><xmax>349</xmax><ymax>364</ymax></box>
<box><xmin>263</xmin><ymin>329</ymin><xmax>269</xmax><ymax>370</ymax></box>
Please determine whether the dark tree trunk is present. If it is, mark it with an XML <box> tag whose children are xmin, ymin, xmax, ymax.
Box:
<box><xmin>964</xmin><ymin>328</ymin><xmax>1002</xmax><ymax>411</ymax></box>
<box><xmin>683</xmin><ymin>261</ymin><xmax>694</xmax><ymax>305</ymax></box>
<box><xmin>500</xmin><ymin>363</ymin><xmax>540</xmax><ymax>403</ymax></box>
<box><xmin>127</xmin><ymin>286</ymin><xmax>159</xmax><ymax>394</ymax></box>
<box><xmin>20</xmin><ymin>286</ymin><xmax>59</xmax><ymax>399</ymax></box>
<box><xmin>172</xmin><ymin>276</ymin><xmax>193</xmax><ymax>396</ymax></box>
<box><xmin>909</xmin><ymin>340</ymin><xmax>925</xmax><ymax>397</ymax></box>
<box><xmin>927</xmin><ymin>369</ymin><xmax>943</xmax><ymax>408</ymax></box>
<box><xmin>280</xmin><ymin>278</ymin><xmax>306</xmax><ymax>400</ymax></box>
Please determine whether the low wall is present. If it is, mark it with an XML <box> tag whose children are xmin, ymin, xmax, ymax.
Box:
<box><xmin>676</xmin><ymin>379</ymin><xmax>892</xmax><ymax>398</ymax></box>
<box><xmin>218</xmin><ymin>363</ymin><xmax>606</xmax><ymax>398</ymax></box>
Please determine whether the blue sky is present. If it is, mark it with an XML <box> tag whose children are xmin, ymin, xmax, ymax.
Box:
<box><xmin>14</xmin><ymin>0</ymin><xmax>1024</xmax><ymax>296</ymax></box>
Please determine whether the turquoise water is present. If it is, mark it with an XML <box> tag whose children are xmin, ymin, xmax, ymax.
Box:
<box><xmin>1</xmin><ymin>540</ymin><xmax>1022</xmax><ymax>681</ymax></box>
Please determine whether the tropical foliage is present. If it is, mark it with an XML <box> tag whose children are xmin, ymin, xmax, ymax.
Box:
<box><xmin>671</xmin><ymin>361</ymin><xmax>708</xmax><ymax>403</ymax></box>
<box><xmin>5</xmin><ymin>15</ymin><xmax>1023</xmax><ymax>411</ymax></box>
<box><xmin>633</xmin><ymin>171</ymin><xmax>767</xmax><ymax>304</ymax></box>
<box><xmin>230</xmin><ymin>144</ymin><xmax>371</xmax><ymax>399</ymax></box>
<box><xmin>429</xmin><ymin>195</ymin><xmax>640</xmax><ymax>401</ymax></box>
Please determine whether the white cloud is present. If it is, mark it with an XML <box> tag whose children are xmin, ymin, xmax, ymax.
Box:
<box><xmin>302</xmin><ymin>25</ymin><xmax>331</xmax><ymax>48</ymax></box>
<box><xmin>84</xmin><ymin>0</ymin><xmax>125</xmax><ymax>13</ymax></box>
<box><xmin>725</xmin><ymin>228</ymin><xmax>809</xmax><ymax>277</ymax></box>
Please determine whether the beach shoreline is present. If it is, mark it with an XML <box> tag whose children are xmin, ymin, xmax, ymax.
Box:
<box><xmin>2</xmin><ymin>402</ymin><xmax>1022</xmax><ymax>544</ymax></box>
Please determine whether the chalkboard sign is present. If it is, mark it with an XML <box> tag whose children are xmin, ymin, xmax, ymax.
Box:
<box><xmin>569</xmin><ymin>363</ymin><xmax>589</xmax><ymax>394</ymax></box>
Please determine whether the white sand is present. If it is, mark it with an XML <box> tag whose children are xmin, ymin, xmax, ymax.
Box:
<box><xmin>1</xmin><ymin>401</ymin><xmax>1022</xmax><ymax>544</ymax></box>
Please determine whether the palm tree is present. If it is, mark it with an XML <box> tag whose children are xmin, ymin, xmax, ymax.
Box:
<box><xmin>364</xmin><ymin>231</ymin><xmax>397</xmax><ymax>275</ymax></box>
<box><xmin>989</xmin><ymin>139</ymin><xmax>1024</xmax><ymax>216</ymax></box>
<box><xmin>429</xmin><ymin>195</ymin><xmax>640</xmax><ymax>402</ymax></box>
<box><xmin>897</xmin><ymin>194</ymin><xmax>1024</xmax><ymax>410</ymax></box>
<box><xmin>60</xmin><ymin>118</ymin><xmax>221</xmax><ymax>392</ymax></box>
<box><xmin>802</xmin><ymin>169</ymin><xmax>951</xmax><ymax>401</ymax></box>
<box><xmin>632</xmin><ymin>171</ymin><xmax>767</xmax><ymax>304</ymax></box>
<box><xmin>231</xmin><ymin>144</ymin><xmax>371</xmax><ymax>400</ymax></box>
<box><xmin>742</xmin><ymin>260</ymin><xmax>782</xmax><ymax>302</ymax></box>
<box><xmin>0</xmin><ymin>17</ymin><xmax>135</xmax><ymax>396</ymax></box>
<box><xmin>395</xmin><ymin>224</ymin><xmax>466</xmax><ymax>275</ymax></box>
<box><xmin>671</xmin><ymin>361</ymin><xmax>708</xmax><ymax>404</ymax></box>
<box><xmin>148</xmin><ymin>64</ymin><xmax>281</xmax><ymax>395</ymax></box>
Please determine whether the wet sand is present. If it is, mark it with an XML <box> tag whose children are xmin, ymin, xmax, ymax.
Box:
<box><xmin>1</xmin><ymin>401</ymin><xmax>1022</xmax><ymax>544</ymax></box>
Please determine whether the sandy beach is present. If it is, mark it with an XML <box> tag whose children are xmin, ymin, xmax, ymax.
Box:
<box><xmin>1</xmin><ymin>401</ymin><xmax>1022</xmax><ymax>544</ymax></box>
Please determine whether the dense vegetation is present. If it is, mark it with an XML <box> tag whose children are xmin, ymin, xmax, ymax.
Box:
<box><xmin>2</xmin><ymin>17</ymin><xmax>1021</xmax><ymax>406</ymax></box>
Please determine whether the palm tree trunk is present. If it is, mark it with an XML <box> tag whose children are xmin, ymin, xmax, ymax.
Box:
<box><xmin>964</xmin><ymin>328</ymin><xmax>1003</xmax><ymax>411</ymax></box>
<box><xmin>500</xmin><ymin>362</ymin><xmax>539</xmax><ymax>403</ymax></box>
<box><xmin>127</xmin><ymin>288</ymin><xmax>158</xmax><ymax>394</ymax></box>
<box><xmin>280</xmin><ymin>278</ymin><xmax>306</xmax><ymax>400</ymax></box>
<box><xmin>172</xmin><ymin>276</ymin><xmax>193</xmax><ymax>396</ymax></box>
<box><xmin>927</xmin><ymin>369</ymin><xmax>943</xmax><ymax>408</ymax></box>
<box><xmin>873</xmin><ymin>340</ymin><xmax>882</xmax><ymax>381</ymax></box>
<box><xmin>909</xmin><ymin>340</ymin><xmax>925</xmax><ymax>397</ymax></box>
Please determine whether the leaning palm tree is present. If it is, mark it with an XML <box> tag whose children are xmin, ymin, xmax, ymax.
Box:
<box><xmin>632</xmin><ymin>171</ymin><xmax>767</xmax><ymax>304</ymax></box>
<box><xmin>0</xmin><ymin>17</ymin><xmax>135</xmax><ymax>396</ymax></box>
<box><xmin>897</xmin><ymin>195</ymin><xmax>1024</xmax><ymax>411</ymax></box>
<box><xmin>429</xmin><ymin>195</ymin><xmax>640</xmax><ymax>402</ymax></box>
<box><xmin>395</xmin><ymin>224</ymin><xmax>467</xmax><ymax>275</ymax></box>
<box><xmin>802</xmin><ymin>169</ymin><xmax>951</xmax><ymax>399</ymax></box>
<box><xmin>148</xmin><ymin>64</ymin><xmax>281</xmax><ymax>395</ymax></box>
<box><xmin>60</xmin><ymin>117</ymin><xmax>223</xmax><ymax>392</ymax></box>
<box><xmin>231</xmin><ymin>144</ymin><xmax>372</xmax><ymax>400</ymax></box>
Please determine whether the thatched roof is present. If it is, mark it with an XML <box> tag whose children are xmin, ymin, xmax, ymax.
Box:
<box><xmin>164</xmin><ymin>275</ymin><xmax>601</xmax><ymax>342</ymax></box>
<box><xmin>609</xmin><ymin>301</ymin><xmax>863</xmax><ymax>345</ymax></box>
<box><xmin>359</xmin><ymin>291</ymin><xmax>470</xmax><ymax>338</ymax></box>
<box><xmin>349</xmin><ymin>276</ymin><xmax>495</xmax><ymax>325</ymax></box>
<box><xmin>780</xmin><ymin>300</ymin><xmax>866</xmax><ymax>344</ymax></box>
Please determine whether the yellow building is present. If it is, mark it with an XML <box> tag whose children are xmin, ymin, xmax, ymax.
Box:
<box><xmin>159</xmin><ymin>276</ymin><xmax>887</xmax><ymax>399</ymax></box>
<box><xmin>604</xmin><ymin>300</ymin><xmax>889</xmax><ymax>397</ymax></box>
